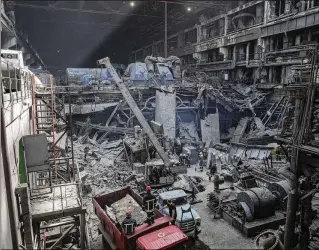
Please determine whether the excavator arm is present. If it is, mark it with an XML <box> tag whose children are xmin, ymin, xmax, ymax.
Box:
<box><xmin>97</xmin><ymin>57</ymin><xmax>171</xmax><ymax>167</ymax></box>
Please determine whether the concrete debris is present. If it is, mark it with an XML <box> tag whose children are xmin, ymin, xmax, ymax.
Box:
<box><xmin>201</xmin><ymin>113</ymin><xmax>220</xmax><ymax>147</ymax></box>
<box><xmin>179</xmin><ymin>122</ymin><xmax>199</xmax><ymax>141</ymax></box>
<box><xmin>110</xmin><ymin>194</ymin><xmax>147</xmax><ymax>225</ymax></box>
<box><xmin>231</xmin><ymin>117</ymin><xmax>250</xmax><ymax>143</ymax></box>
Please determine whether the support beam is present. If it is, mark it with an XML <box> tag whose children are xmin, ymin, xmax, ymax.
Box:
<box><xmin>100</xmin><ymin>57</ymin><xmax>171</xmax><ymax>167</ymax></box>
<box><xmin>164</xmin><ymin>2</ymin><xmax>168</xmax><ymax>57</ymax></box>
<box><xmin>105</xmin><ymin>101</ymin><xmax>122</xmax><ymax>126</ymax></box>
<box><xmin>15</xmin><ymin>184</ymin><xmax>34</xmax><ymax>250</ymax></box>
<box><xmin>80</xmin><ymin>214</ymin><xmax>86</xmax><ymax>250</ymax></box>
<box><xmin>48</xmin><ymin>224</ymin><xmax>75</xmax><ymax>250</ymax></box>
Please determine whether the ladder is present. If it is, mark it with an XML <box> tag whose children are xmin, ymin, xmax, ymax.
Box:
<box><xmin>262</xmin><ymin>96</ymin><xmax>288</xmax><ymax>127</ymax></box>
<box><xmin>33</xmin><ymin>76</ymin><xmax>56</xmax><ymax>166</ymax></box>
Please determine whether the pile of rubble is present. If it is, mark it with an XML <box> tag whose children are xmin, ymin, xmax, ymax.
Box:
<box><xmin>107</xmin><ymin>194</ymin><xmax>147</xmax><ymax>225</ymax></box>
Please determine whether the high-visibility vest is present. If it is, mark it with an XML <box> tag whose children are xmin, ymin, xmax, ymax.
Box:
<box><xmin>144</xmin><ymin>199</ymin><xmax>156</xmax><ymax>213</ymax></box>
<box><xmin>123</xmin><ymin>223</ymin><xmax>134</xmax><ymax>235</ymax></box>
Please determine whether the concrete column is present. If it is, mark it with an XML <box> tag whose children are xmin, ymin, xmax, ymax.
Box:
<box><xmin>224</xmin><ymin>16</ymin><xmax>228</xmax><ymax>35</ymax></box>
<box><xmin>246</xmin><ymin>42</ymin><xmax>250</xmax><ymax>64</ymax></box>
<box><xmin>218</xmin><ymin>18</ymin><xmax>224</xmax><ymax>36</ymax></box>
<box><xmin>301</xmin><ymin>0</ymin><xmax>306</xmax><ymax>11</ymax></box>
<box><xmin>155</xmin><ymin>90</ymin><xmax>176</xmax><ymax>139</ymax></box>
<box><xmin>283</xmin><ymin>35</ymin><xmax>289</xmax><ymax>49</ymax></box>
<box><xmin>281</xmin><ymin>66</ymin><xmax>286</xmax><ymax>84</ymax></box>
<box><xmin>196</xmin><ymin>25</ymin><xmax>202</xmax><ymax>43</ymax></box>
<box><xmin>219</xmin><ymin>47</ymin><xmax>228</xmax><ymax>61</ymax></box>
<box><xmin>295</xmin><ymin>35</ymin><xmax>301</xmax><ymax>45</ymax></box>
<box><xmin>270</xmin><ymin>36</ymin><xmax>275</xmax><ymax>51</ymax></box>
<box><xmin>256</xmin><ymin>3</ymin><xmax>264</xmax><ymax>24</ymax></box>
<box><xmin>264</xmin><ymin>0</ymin><xmax>269</xmax><ymax>23</ymax></box>
<box><xmin>254</xmin><ymin>41</ymin><xmax>259</xmax><ymax>60</ymax></box>
<box><xmin>285</xmin><ymin>0</ymin><xmax>291</xmax><ymax>14</ymax></box>
<box><xmin>269</xmin><ymin>67</ymin><xmax>273</xmax><ymax>83</ymax></box>
<box><xmin>239</xmin><ymin>44</ymin><xmax>245</xmax><ymax>60</ymax></box>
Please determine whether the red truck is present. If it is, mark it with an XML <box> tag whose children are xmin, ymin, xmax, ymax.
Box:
<box><xmin>93</xmin><ymin>186</ymin><xmax>188</xmax><ymax>250</ymax></box>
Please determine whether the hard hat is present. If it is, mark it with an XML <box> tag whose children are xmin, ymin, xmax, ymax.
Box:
<box><xmin>146</xmin><ymin>186</ymin><xmax>151</xmax><ymax>191</ymax></box>
<box><xmin>126</xmin><ymin>210</ymin><xmax>132</xmax><ymax>215</ymax></box>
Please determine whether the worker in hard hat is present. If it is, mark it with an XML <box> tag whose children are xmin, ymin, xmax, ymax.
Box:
<box><xmin>186</xmin><ymin>152</ymin><xmax>191</xmax><ymax>168</ymax></box>
<box><xmin>199</xmin><ymin>151</ymin><xmax>204</xmax><ymax>171</ymax></box>
<box><xmin>84</xmin><ymin>146</ymin><xmax>89</xmax><ymax>161</ymax></box>
<box><xmin>165</xmin><ymin>200</ymin><xmax>177</xmax><ymax>225</ymax></box>
<box><xmin>142</xmin><ymin>186</ymin><xmax>156</xmax><ymax>225</ymax></box>
<box><xmin>121</xmin><ymin>211</ymin><xmax>137</xmax><ymax>235</ymax></box>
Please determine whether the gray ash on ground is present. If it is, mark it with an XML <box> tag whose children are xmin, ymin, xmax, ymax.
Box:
<box><xmin>185</xmin><ymin>240</ymin><xmax>212</xmax><ymax>250</ymax></box>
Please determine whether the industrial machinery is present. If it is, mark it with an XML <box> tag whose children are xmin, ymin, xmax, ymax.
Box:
<box><xmin>144</xmin><ymin>56</ymin><xmax>181</xmax><ymax>80</ymax></box>
<box><xmin>97</xmin><ymin>57</ymin><xmax>171</xmax><ymax>168</ymax></box>
<box><xmin>206</xmin><ymin>180</ymin><xmax>291</xmax><ymax>237</ymax></box>
<box><xmin>237</xmin><ymin>187</ymin><xmax>276</xmax><ymax>221</ymax></box>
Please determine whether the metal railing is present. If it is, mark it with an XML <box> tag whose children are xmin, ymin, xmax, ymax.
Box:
<box><xmin>1</xmin><ymin>58</ymin><xmax>33</xmax><ymax>106</ymax></box>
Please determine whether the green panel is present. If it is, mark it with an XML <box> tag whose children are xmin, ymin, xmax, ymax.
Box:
<box><xmin>18</xmin><ymin>139</ymin><xmax>26</xmax><ymax>183</ymax></box>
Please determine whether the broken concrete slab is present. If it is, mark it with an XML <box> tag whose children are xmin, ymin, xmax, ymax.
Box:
<box><xmin>231</xmin><ymin>117</ymin><xmax>249</xmax><ymax>143</ymax></box>
<box><xmin>155</xmin><ymin>90</ymin><xmax>176</xmax><ymax>139</ymax></box>
<box><xmin>201</xmin><ymin>113</ymin><xmax>220</xmax><ymax>147</ymax></box>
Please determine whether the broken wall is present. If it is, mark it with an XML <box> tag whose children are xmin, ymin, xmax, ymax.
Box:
<box><xmin>155</xmin><ymin>90</ymin><xmax>176</xmax><ymax>139</ymax></box>
<box><xmin>201</xmin><ymin>113</ymin><xmax>220</xmax><ymax>147</ymax></box>
<box><xmin>1</xmin><ymin>92</ymin><xmax>32</xmax><ymax>248</ymax></box>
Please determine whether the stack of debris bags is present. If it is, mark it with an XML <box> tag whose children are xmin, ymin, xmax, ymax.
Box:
<box><xmin>108</xmin><ymin>194</ymin><xmax>147</xmax><ymax>225</ymax></box>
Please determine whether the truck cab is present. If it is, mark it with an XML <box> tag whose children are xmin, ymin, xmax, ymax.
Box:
<box><xmin>157</xmin><ymin>190</ymin><xmax>201</xmax><ymax>237</ymax></box>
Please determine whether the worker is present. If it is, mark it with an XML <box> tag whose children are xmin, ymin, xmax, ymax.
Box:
<box><xmin>84</xmin><ymin>146</ymin><xmax>89</xmax><ymax>161</ymax></box>
<box><xmin>143</xmin><ymin>186</ymin><xmax>156</xmax><ymax>225</ymax></box>
<box><xmin>165</xmin><ymin>200</ymin><xmax>177</xmax><ymax>225</ymax></box>
<box><xmin>270</xmin><ymin>148</ymin><xmax>277</xmax><ymax>161</ymax></box>
<box><xmin>152</xmin><ymin>167</ymin><xmax>160</xmax><ymax>184</ymax></box>
<box><xmin>163</xmin><ymin>167</ymin><xmax>171</xmax><ymax>177</ymax></box>
<box><xmin>179</xmin><ymin>153</ymin><xmax>185</xmax><ymax>164</ymax></box>
<box><xmin>208</xmin><ymin>163</ymin><xmax>217</xmax><ymax>181</ymax></box>
<box><xmin>199</xmin><ymin>151</ymin><xmax>204</xmax><ymax>171</ymax></box>
<box><xmin>186</xmin><ymin>152</ymin><xmax>191</xmax><ymax>168</ymax></box>
<box><xmin>121</xmin><ymin>211</ymin><xmax>137</xmax><ymax>235</ymax></box>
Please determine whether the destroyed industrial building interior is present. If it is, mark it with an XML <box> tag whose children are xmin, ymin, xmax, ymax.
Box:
<box><xmin>3</xmin><ymin>0</ymin><xmax>319</xmax><ymax>249</ymax></box>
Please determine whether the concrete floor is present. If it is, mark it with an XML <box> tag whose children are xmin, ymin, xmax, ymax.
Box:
<box><xmin>188</xmin><ymin>165</ymin><xmax>255</xmax><ymax>249</ymax></box>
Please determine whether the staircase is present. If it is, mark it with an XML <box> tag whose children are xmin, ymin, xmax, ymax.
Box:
<box><xmin>262</xmin><ymin>96</ymin><xmax>290</xmax><ymax>129</ymax></box>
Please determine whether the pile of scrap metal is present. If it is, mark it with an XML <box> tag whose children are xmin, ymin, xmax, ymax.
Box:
<box><xmin>204</xmin><ymin>82</ymin><xmax>268</xmax><ymax>113</ymax></box>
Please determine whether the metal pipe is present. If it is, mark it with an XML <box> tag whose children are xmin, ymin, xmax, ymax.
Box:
<box><xmin>284</xmin><ymin>98</ymin><xmax>301</xmax><ymax>250</ymax></box>
<box><xmin>68</xmin><ymin>87</ymin><xmax>75</xmax><ymax>181</ymax></box>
